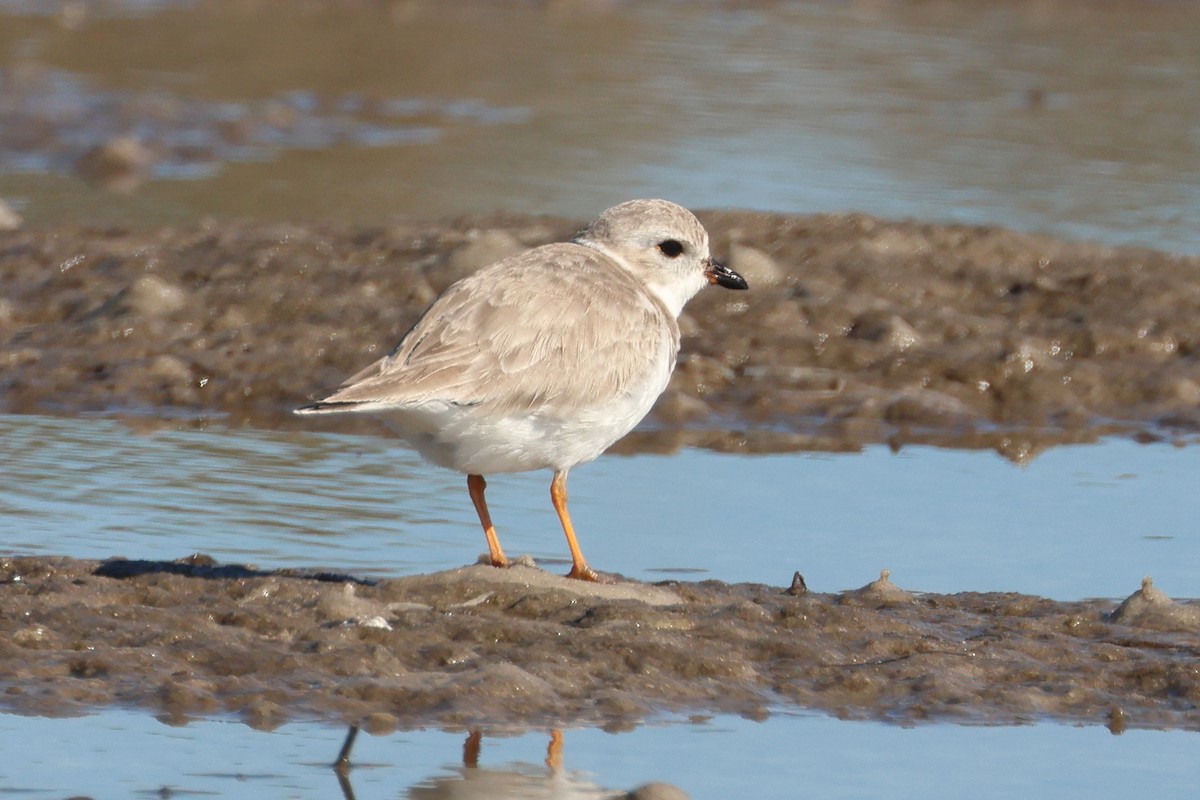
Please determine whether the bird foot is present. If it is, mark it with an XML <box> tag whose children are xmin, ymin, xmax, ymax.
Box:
<box><xmin>565</xmin><ymin>564</ymin><xmax>608</xmax><ymax>583</ymax></box>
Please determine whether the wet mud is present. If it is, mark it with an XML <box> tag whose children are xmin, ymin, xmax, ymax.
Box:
<box><xmin>2</xmin><ymin>555</ymin><xmax>1198</xmax><ymax>733</ymax></box>
<box><xmin>3</xmin><ymin>211</ymin><xmax>1200</xmax><ymax>461</ymax></box>
<box><xmin>4</xmin><ymin>211</ymin><xmax>1200</xmax><ymax>733</ymax></box>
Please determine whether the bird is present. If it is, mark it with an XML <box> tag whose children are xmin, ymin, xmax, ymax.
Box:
<box><xmin>296</xmin><ymin>199</ymin><xmax>748</xmax><ymax>581</ymax></box>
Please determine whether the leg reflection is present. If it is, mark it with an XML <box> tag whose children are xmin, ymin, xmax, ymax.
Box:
<box><xmin>331</xmin><ymin>725</ymin><xmax>623</xmax><ymax>800</ymax></box>
<box><xmin>463</xmin><ymin>729</ymin><xmax>482</xmax><ymax>768</ymax></box>
<box><xmin>334</xmin><ymin>725</ymin><xmax>359</xmax><ymax>771</ymax></box>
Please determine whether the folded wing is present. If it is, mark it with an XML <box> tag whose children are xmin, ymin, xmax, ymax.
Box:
<box><xmin>303</xmin><ymin>243</ymin><xmax>678</xmax><ymax>417</ymax></box>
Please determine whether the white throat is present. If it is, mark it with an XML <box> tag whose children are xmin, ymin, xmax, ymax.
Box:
<box><xmin>576</xmin><ymin>238</ymin><xmax>704</xmax><ymax>318</ymax></box>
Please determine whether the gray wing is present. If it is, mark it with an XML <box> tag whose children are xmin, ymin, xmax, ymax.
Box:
<box><xmin>309</xmin><ymin>243</ymin><xmax>678</xmax><ymax>415</ymax></box>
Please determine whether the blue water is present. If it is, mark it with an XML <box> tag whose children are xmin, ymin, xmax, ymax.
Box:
<box><xmin>1</xmin><ymin>708</ymin><xmax>1197</xmax><ymax>800</ymax></box>
<box><xmin>2</xmin><ymin>414</ymin><xmax>1196</xmax><ymax>601</ymax></box>
<box><xmin>3</xmin><ymin>413</ymin><xmax>1199</xmax><ymax>797</ymax></box>
<box><xmin>2</xmin><ymin>2</ymin><xmax>1199</xmax><ymax>255</ymax></box>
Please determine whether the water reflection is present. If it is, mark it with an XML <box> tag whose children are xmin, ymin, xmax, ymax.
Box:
<box><xmin>332</xmin><ymin>727</ymin><xmax>680</xmax><ymax>800</ymax></box>
<box><xmin>0</xmin><ymin>63</ymin><xmax>525</xmax><ymax>190</ymax></box>
<box><xmin>0</xmin><ymin>1</ymin><xmax>1197</xmax><ymax>252</ymax></box>
<box><xmin>0</xmin><ymin>413</ymin><xmax>468</xmax><ymax>577</ymax></box>
<box><xmin>2</xmin><ymin>709</ymin><xmax>1197</xmax><ymax>800</ymax></box>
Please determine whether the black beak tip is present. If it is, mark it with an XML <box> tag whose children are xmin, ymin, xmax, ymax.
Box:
<box><xmin>724</xmin><ymin>271</ymin><xmax>750</xmax><ymax>291</ymax></box>
<box><xmin>707</xmin><ymin>260</ymin><xmax>749</xmax><ymax>290</ymax></box>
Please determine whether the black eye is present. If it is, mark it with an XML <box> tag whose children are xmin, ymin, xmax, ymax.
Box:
<box><xmin>657</xmin><ymin>239</ymin><xmax>684</xmax><ymax>258</ymax></box>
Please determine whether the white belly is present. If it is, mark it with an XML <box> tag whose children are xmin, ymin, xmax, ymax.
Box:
<box><xmin>390</xmin><ymin>369</ymin><xmax>670</xmax><ymax>475</ymax></box>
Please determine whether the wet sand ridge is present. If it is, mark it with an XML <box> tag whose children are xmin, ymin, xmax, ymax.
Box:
<box><xmin>2</xmin><ymin>556</ymin><xmax>1198</xmax><ymax>732</ymax></box>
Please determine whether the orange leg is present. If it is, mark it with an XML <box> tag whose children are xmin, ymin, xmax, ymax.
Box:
<box><xmin>468</xmin><ymin>474</ymin><xmax>510</xmax><ymax>568</ymax></box>
<box><xmin>545</xmin><ymin>729</ymin><xmax>564</xmax><ymax>770</ymax></box>
<box><xmin>550</xmin><ymin>470</ymin><xmax>599</xmax><ymax>581</ymax></box>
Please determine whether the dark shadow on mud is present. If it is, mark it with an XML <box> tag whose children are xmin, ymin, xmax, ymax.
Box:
<box><xmin>93</xmin><ymin>554</ymin><xmax>375</xmax><ymax>585</ymax></box>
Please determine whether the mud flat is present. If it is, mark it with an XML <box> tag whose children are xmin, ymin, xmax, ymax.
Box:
<box><xmin>3</xmin><ymin>212</ymin><xmax>1199</xmax><ymax>732</ymax></box>
<box><xmin>2</xmin><ymin>211</ymin><xmax>1200</xmax><ymax>460</ymax></box>
<box><xmin>1</xmin><ymin>555</ymin><xmax>1197</xmax><ymax>733</ymax></box>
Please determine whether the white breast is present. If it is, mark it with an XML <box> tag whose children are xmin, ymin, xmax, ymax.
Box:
<box><xmin>392</xmin><ymin>330</ymin><xmax>676</xmax><ymax>475</ymax></box>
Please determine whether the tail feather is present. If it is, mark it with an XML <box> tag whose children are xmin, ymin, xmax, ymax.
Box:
<box><xmin>293</xmin><ymin>401</ymin><xmax>366</xmax><ymax>415</ymax></box>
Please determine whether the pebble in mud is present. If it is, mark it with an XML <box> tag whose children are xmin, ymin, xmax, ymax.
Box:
<box><xmin>623</xmin><ymin>783</ymin><xmax>691</xmax><ymax>800</ymax></box>
<box><xmin>75</xmin><ymin>135</ymin><xmax>154</xmax><ymax>191</ymax></box>
<box><xmin>429</xmin><ymin>228</ymin><xmax>527</xmax><ymax>293</ymax></box>
<box><xmin>0</xmin><ymin>198</ymin><xmax>22</xmax><ymax>231</ymax></box>
<box><xmin>724</xmin><ymin>234</ymin><xmax>784</xmax><ymax>288</ymax></box>
<box><xmin>847</xmin><ymin>311</ymin><xmax>923</xmax><ymax>352</ymax></box>
<box><xmin>92</xmin><ymin>274</ymin><xmax>190</xmax><ymax>319</ymax></box>
<box><xmin>837</xmin><ymin>569</ymin><xmax>915</xmax><ymax>607</ymax></box>
<box><xmin>1108</xmin><ymin>576</ymin><xmax>1200</xmax><ymax>631</ymax></box>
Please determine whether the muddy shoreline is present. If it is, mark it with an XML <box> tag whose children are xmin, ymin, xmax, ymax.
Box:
<box><xmin>3</xmin><ymin>210</ymin><xmax>1200</xmax><ymax>461</ymax></box>
<box><xmin>2</xmin><ymin>555</ymin><xmax>1198</xmax><ymax>733</ymax></box>
<box><xmin>4</xmin><ymin>211</ymin><xmax>1200</xmax><ymax>734</ymax></box>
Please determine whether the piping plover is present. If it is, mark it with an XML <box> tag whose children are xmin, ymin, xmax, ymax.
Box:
<box><xmin>296</xmin><ymin>199</ymin><xmax>748</xmax><ymax>581</ymax></box>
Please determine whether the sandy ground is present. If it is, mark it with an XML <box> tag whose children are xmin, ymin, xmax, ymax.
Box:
<box><xmin>1</xmin><ymin>555</ymin><xmax>1198</xmax><ymax>733</ymax></box>
<box><xmin>2</xmin><ymin>211</ymin><xmax>1200</xmax><ymax>461</ymax></box>
<box><xmin>3</xmin><ymin>212</ymin><xmax>1200</xmax><ymax>733</ymax></box>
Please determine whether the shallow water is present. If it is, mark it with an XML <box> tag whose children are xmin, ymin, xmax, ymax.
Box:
<box><xmin>1</xmin><ymin>1</ymin><xmax>1199</xmax><ymax>253</ymax></box>
<box><xmin>4</xmin><ymin>415</ymin><xmax>1200</xmax><ymax>793</ymax></box>
<box><xmin>3</xmin><ymin>413</ymin><xmax>1197</xmax><ymax>600</ymax></box>
<box><xmin>2</xmin><ymin>707</ymin><xmax>1198</xmax><ymax>799</ymax></box>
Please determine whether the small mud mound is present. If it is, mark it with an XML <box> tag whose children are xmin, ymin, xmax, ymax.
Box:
<box><xmin>1</xmin><ymin>556</ymin><xmax>1197</xmax><ymax>733</ymax></box>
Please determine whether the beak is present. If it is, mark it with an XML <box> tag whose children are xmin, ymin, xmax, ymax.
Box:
<box><xmin>704</xmin><ymin>258</ymin><xmax>749</xmax><ymax>290</ymax></box>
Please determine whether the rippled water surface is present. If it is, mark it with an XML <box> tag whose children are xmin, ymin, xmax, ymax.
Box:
<box><xmin>2</xmin><ymin>707</ymin><xmax>1198</xmax><ymax>799</ymax></box>
<box><xmin>4</xmin><ymin>414</ymin><xmax>1198</xmax><ymax>600</ymax></box>
<box><xmin>1</xmin><ymin>1</ymin><xmax>1198</xmax><ymax>253</ymax></box>
<box><xmin>3</xmin><ymin>412</ymin><xmax>1199</xmax><ymax>796</ymax></box>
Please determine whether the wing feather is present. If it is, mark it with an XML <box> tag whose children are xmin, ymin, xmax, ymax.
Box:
<box><xmin>312</xmin><ymin>243</ymin><xmax>678</xmax><ymax>416</ymax></box>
